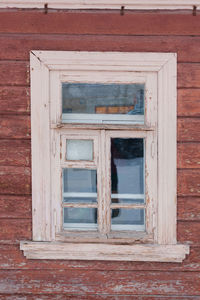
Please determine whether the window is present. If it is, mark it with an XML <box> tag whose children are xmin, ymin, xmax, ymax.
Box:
<box><xmin>20</xmin><ymin>51</ymin><xmax>189</xmax><ymax>262</ymax></box>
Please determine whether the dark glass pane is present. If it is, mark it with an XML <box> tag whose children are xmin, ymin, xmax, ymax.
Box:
<box><xmin>63</xmin><ymin>207</ymin><xmax>97</xmax><ymax>230</ymax></box>
<box><xmin>62</xmin><ymin>83</ymin><xmax>144</xmax><ymax>115</ymax></box>
<box><xmin>111</xmin><ymin>138</ymin><xmax>144</xmax><ymax>204</ymax></box>
<box><xmin>63</xmin><ymin>168</ymin><xmax>97</xmax><ymax>203</ymax></box>
<box><xmin>111</xmin><ymin>208</ymin><xmax>145</xmax><ymax>231</ymax></box>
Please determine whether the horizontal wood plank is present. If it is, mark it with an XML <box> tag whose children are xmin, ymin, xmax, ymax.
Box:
<box><xmin>0</xmin><ymin>296</ymin><xmax>198</xmax><ymax>300</ymax></box>
<box><xmin>0</xmin><ymin>12</ymin><xmax>200</xmax><ymax>36</ymax></box>
<box><xmin>178</xmin><ymin>64</ymin><xmax>200</xmax><ymax>88</ymax></box>
<box><xmin>0</xmin><ymin>269</ymin><xmax>199</xmax><ymax>295</ymax></box>
<box><xmin>178</xmin><ymin>221</ymin><xmax>200</xmax><ymax>245</ymax></box>
<box><xmin>178</xmin><ymin>89</ymin><xmax>200</xmax><ymax>117</ymax></box>
<box><xmin>0</xmin><ymin>86</ymin><xmax>30</xmax><ymax>114</ymax></box>
<box><xmin>0</xmin><ymin>115</ymin><xmax>30</xmax><ymax>139</ymax></box>
<box><xmin>1</xmin><ymin>35</ymin><xmax>200</xmax><ymax>63</ymax></box>
<box><xmin>178</xmin><ymin>143</ymin><xmax>200</xmax><ymax>169</ymax></box>
<box><xmin>0</xmin><ymin>166</ymin><xmax>31</xmax><ymax>195</ymax></box>
<box><xmin>0</xmin><ymin>140</ymin><xmax>31</xmax><ymax>167</ymax></box>
<box><xmin>0</xmin><ymin>195</ymin><xmax>31</xmax><ymax>218</ymax></box>
<box><xmin>177</xmin><ymin>118</ymin><xmax>200</xmax><ymax>142</ymax></box>
<box><xmin>0</xmin><ymin>219</ymin><xmax>31</xmax><ymax>242</ymax></box>
<box><xmin>178</xmin><ymin>169</ymin><xmax>200</xmax><ymax>196</ymax></box>
<box><xmin>178</xmin><ymin>197</ymin><xmax>200</xmax><ymax>221</ymax></box>
<box><xmin>0</xmin><ymin>61</ymin><xmax>29</xmax><ymax>86</ymax></box>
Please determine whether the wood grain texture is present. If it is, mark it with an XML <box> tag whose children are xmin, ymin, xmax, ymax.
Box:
<box><xmin>0</xmin><ymin>219</ymin><xmax>31</xmax><ymax>242</ymax></box>
<box><xmin>0</xmin><ymin>166</ymin><xmax>31</xmax><ymax>195</ymax></box>
<box><xmin>178</xmin><ymin>143</ymin><xmax>200</xmax><ymax>169</ymax></box>
<box><xmin>0</xmin><ymin>12</ymin><xmax>200</xmax><ymax>35</ymax></box>
<box><xmin>0</xmin><ymin>296</ymin><xmax>199</xmax><ymax>300</ymax></box>
<box><xmin>0</xmin><ymin>115</ymin><xmax>30</xmax><ymax>139</ymax></box>
<box><xmin>0</xmin><ymin>269</ymin><xmax>200</xmax><ymax>295</ymax></box>
<box><xmin>178</xmin><ymin>89</ymin><xmax>200</xmax><ymax>117</ymax></box>
<box><xmin>178</xmin><ymin>221</ymin><xmax>200</xmax><ymax>245</ymax></box>
<box><xmin>178</xmin><ymin>197</ymin><xmax>200</xmax><ymax>221</ymax></box>
<box><xmin>0</xmin><ymin>86</ymin><xmax>30</xmax><ymax>114</ymax></box>
<box><xmin>0</xmin><ymin>140</ymin><xmax>31</xmax><ymax>167</ymax></box>
<box><xmin>0</xmin><ymin>195</ymin><xmax>31</xmax><ymax>218</ymax></box>
<box><xmin>178</xmin><ymin>64</ymin><xmax>200</xmax><ymax>88</ymax></box>
<box><xmin>1</xmin><ymin>35</ymin><xmax>200</xmax><ymax>63</ymax></box>
<box><xmin>178</xmin><ymin>170</ymin><xmax>200</xmax><ymax>196</ymax></box>
<box><xmin>178</xmin><ymin>118</ymin><xmax>200</xmax><ymax>142</ymax></box>
<box><xmin>0</xmin><ymin>61</ymin><xmax>29</xmax><ymax>86</ymax></box>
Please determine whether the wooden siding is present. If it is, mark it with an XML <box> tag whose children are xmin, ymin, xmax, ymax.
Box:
<box><xmin>0</xmin><ymin>9</ymin><xmax>200</xmax><ymax>298</ymax></box>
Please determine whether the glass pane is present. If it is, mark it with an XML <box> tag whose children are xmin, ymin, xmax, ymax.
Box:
<box><xmin>63</xmin><ymin>207</ymin><xmax>97</xmax><ymax>230</ymax></box>
<box><xmin>62</xmin><ymin>83</ymin><xmax>144</xmax><ymax>123</ymax></box>
<box><xmin>63</xmin><ymin>168</ymin><xmax>97</xmax><ymax>203</ymax></box>
<box><xmin>66</xmin><ymin>139</ymin><xmax>93</xmax><ymax>161</ymax></box>
<box><xmin>111</xmin><ymin>138</ymin><xmax>144</xmax><ymax>204</ymax></box>
<box><xmin>111</xmin><ymin>208</ymin><xmax>145</xmax><ymax>231</ymax></box>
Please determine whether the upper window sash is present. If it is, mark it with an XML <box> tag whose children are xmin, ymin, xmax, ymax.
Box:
<box><xmin>50</xmin><ymin>71</ymin><xmax>157</xmax><ymax>127</ymax></box>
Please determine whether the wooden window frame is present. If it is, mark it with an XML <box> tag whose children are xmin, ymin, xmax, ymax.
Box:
<box><xmin>20</xmin><ymin>51</ymin><xmax>189</xmax><ymax>262</ymax></box>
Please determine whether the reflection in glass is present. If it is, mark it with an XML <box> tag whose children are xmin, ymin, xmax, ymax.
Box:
<box><xmin>111</xmin><ymin>208</ymin><xmax>145</xmax><ymax>231</ymax></box>
<box><xmin>62</xmin><ymin>83</ymin><xmax>144</xmax><ymax>118</ymax></box>
<box><xmin>111</xmin><ymin>138</ymin><xmax>144</xmax><ymax>205</ymax></box>
<box><xmin>63</xmin><ymin>207</ymin><xmax>97</xmax><ymax>230</ymax></box>
<box><xmin>66</xmin><ymin>139</ymin><xmax>93</xmax><ymax>161</ymax></box>
<box><xmin>63</xmin><ymin>168</ymin><xmax>97</xmax><ymax>203</ymax></box>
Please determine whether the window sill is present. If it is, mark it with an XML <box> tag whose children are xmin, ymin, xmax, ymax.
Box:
<box><xmin>20</xmin><ymin>241</ymin><xmax>189</xmax><ymax>262</ymax></box>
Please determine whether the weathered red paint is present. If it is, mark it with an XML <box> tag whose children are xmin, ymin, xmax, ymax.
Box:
<box><xmin>0</xmin><ymin>8</ymin><xmax>199</xmax><ymax>298</ymax></box>
<box><xmin>0</xmin><ymin>11</ymin><xmax>200</xmax><ymax>36</ymax></box>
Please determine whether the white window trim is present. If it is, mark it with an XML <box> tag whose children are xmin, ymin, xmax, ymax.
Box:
<box><xmin>20</xmin><ymin>51</ymin><xmax>189</xmax><ymax>262</ymax></box>
<box><xmin>0</xmin><ymin>0</ymin><xmax>199</xmax><ymax>10</ymax></box>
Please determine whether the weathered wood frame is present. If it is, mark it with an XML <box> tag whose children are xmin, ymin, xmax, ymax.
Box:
<box><xmin>0</xmin><ymin>0</ymin><xmax>199</xmax><ymax>10</ymax></box>
<box><xmin>20</xmin><ymin>51</ymin><xmax>189</xmax><ymax>262</ymax></box>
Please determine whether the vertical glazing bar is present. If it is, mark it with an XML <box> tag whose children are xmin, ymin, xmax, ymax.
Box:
<box><xmin>98</xmin><ymin>130</ymin><xmax>110</xmax><ymax>236</ymax></box>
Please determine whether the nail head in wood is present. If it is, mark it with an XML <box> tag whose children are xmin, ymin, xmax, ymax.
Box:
<box><xmin>120</xmin><ymin>6</ymin><xmax>125</xmax><ymax>16</ymax></box>
<box><xmin>44</xmin><ymin>3</ymin><xmax>48</xmax><ymax>14</ymax></box>
<box><xmin>193</xmin><ymin>5</ymin><xmax>197</xmax><ymax>16</ymax></box>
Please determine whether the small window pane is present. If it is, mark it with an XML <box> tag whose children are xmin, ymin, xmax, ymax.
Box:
<box><xmin>63</xmin><ymin>207</ymin><xmax>97</xmax><ymax>230</ymax></box>
<box><xmin>111</xmin><ymin>208</ymin><xmax>145</xmax><ymax>231</ymax></box>
<box><xmin>66</xmin><ymin>139</ymin><xmax>93</xmax><ymax>161</ymax></box>
<box><xmin>63</xmin><ymin>168</ymin><xmax>97</xmax><ymax>203</ymax></box>
<box><xmin>111</xmin><ymin>138</ymin><xmax>145</xmax><ymax>204</ymax></box>
<box><xmin>62</xmin><ymin>83</ymin><xmax>144</xmax><ymax>124</ymax></box>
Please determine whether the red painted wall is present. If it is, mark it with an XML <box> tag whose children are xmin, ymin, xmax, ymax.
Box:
<box><xmin>0</xmin><ymin>9</ymin><xmax>200</xmax><ymax>298</ymax></box>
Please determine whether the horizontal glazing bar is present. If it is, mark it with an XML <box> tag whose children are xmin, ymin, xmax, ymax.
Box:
<box><xmin>62</xmin><ymin>203</ymin><xmax>97</xmax><ymax>208</ymax></box>
<box><xmin>63</xmin><ymin>223</ymin><xmax>98</xmax><ymax>231</ymax></box>
<box><xmin>111</xmin><ymin>224</ymin><xmax>145</xmax><ymax>231</ymax></box>
<box><xmin>111</xmin><ymin>193</ymin><xmax>144</xmax><ymax>199</ymax></box>
<box><xmin>63</xmin><ymin>192</ymin><xmax>97</xmax><ymax>198</ymax></box>
<box><xmin>110</xmin><ymin>204</ymin><xmax>146</xmax><ymax>209</ymax></box>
